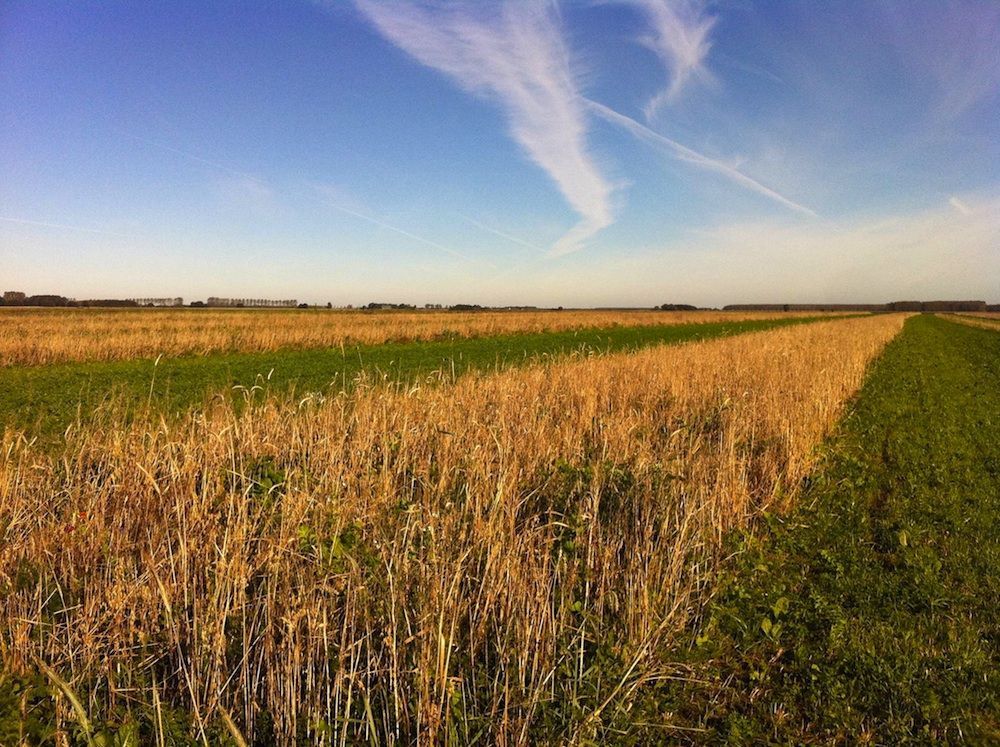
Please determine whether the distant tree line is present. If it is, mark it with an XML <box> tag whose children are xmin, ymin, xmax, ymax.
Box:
<box><xmin>884</xmin><ymin>300</ymin><xmax>993</xmax><ymax>312</ymax></box>
<box><xmin>206</xmin><ymin>297</ymin><xmax>298</xmax><ymax>308</ymax></box>
<box><xmin>2</xmin><ymin>291</ymin><xmax>72</xmax><ymax>306</ymax></box>
<box><xmin>723</xmin><ymin>301</ymin><xmax>996</xmax><ymax>312</ymax></box>
<box><xmin>0</xmin><ymin>294</ymin><xmax>147</xmax><ymax>308</ymax></box>
<box><xmin>4</xmin><ymin>290</ymin><xmax>996</xmax><ymax>313</ymax></box>
<box><xmin>364</xmin><ymin>302</ymin><xmax>417</xmax><ymax>310</ymax></box>
<box><xmin>132</xmin><ymin>297</ymin><xmax>184</xmax><ymax>307</ymax></box>
<box><xmin>366</xmin><ymin>302</ymin><xmax>546</xmax><ymax>311</ymax></box>
<box><xmin>0</xmin><ymin>291</ymin><xmax>308</xmax><ymax>308</ymax></box>
<box><xmin>75</xmin><ymin>299</ymin><xmax>141</xmax><ymax>307</ymax></box>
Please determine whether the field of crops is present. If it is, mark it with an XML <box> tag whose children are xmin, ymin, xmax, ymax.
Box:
<box><xmin>0</xmin><ymin>308</ymin><xmax>833</xmax><ymax>367</ymax></box>
<box><xmin>0</xmin><ymin>312</ymin><xmax>843</xmax><ymax>446</ymax></box>
<box><xmin>943</xmin><ymin>311</ymin><xmax>1000</xmax><ymax>331</ymax></box>
<box><xmin>2</xmin><ymin>309</ymin><xmax>998</xmax><ymax>744</ymax></box>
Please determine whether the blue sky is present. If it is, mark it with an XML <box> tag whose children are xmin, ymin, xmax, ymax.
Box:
<box><xmin>2</xmin><ymin>1</ymin><xmax>998</xmax><ymax>306</ymax></box>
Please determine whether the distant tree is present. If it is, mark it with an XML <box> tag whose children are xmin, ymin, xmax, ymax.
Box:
<box><xmin>922</xmin><ymin>300</ymin><xmax>987</xmax><ymax>312</ymax></box>
<box><xmin>24</xmin><ymin>295</ymin><xmax>69</xmax><ymax>307</ymax></box>
<box><xmin>72</xmin><ymin>299</ymin><xmax>139</xmax><ymax>308</ymax></box>
<box><xmin>365</xmin><ymin>302</ymin><xmax>416</xmax><ymax>310</ymax></box>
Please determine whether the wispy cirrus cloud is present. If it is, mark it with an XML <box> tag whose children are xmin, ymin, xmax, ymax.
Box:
<box><xmin>611</xmin><ymin>0</ymin><xmax>716</xmax><ymax>117</ymax></box>
<box><xmin>120</xmin><ymin>130</ymin><xmax>472</xmax><ymax>264</ymax></box>
<box><xmin>310</xmin><ymin>184</ymin><xmax>474</xmax><ymax>264</ymax></box>
<box><xmin>949</xmin><ymin>196</ymin><xmax>972</xmax><ymax>216</ymax></box>
<box><xmin>456</xmin><ymin>212</ymin><xmax>545</xmax><ymax>254</ymax></box>
<box><xmin>0</xmin><ymin>215</ymin><xmax>132</xmax><ymax>237</ymax></box>
<box><xmin>653</xmin><ymin>192</ymin><xmax>1000</xmax><ymax>303</ymax></box>
<box><xmin>353</xmin><ymin>0</ymin><xmax>614</xmax><ymax>257</ymax></box>
<box><xmin>587</xmin><ymin>100</ymin><xmax>818</xmax><ymax>217</ymax></box>
<box><xmin>883</xmin><ymin>1</ymin><xmax>1000</xmax><ymax>129</ymax></box>
<box><xmin>524</xmin><ymin>192</ymin><xmax>999</xmax><ymax>307</ymax></box>
<box><xmin>213</xmin><ymin>174</ymin><xmax>279</xmax><ymax>215</ymax></box>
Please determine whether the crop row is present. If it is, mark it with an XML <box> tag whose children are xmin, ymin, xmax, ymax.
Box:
<box><xmin>0</xmin><ymin>308</ymin><xmax>849</xmax><ymax>367</ymax></box>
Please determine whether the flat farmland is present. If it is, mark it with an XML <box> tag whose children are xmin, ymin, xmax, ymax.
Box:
<box><xmin>0</xmin><ymin>308</ymin><xmax>833</xmax><ymax>367</ymax></box>
<box><xmin>6</xmin><ymin>2</ymin><xmax>995</xmax><ymax>743</ymax></box>
<box><xmin>2</xmin><ymin>311</ymin><xmax>998</xmax><ymax>744</ymax></box>
<box><xmin>0</xmin><ymin>309</ymin><xmax>846</xmax><ymax>444</ymax></box>
<box><xmin>944</xmin><ymin>311</ymin><xmax>1000</xmax><ymax>331</ymax></box>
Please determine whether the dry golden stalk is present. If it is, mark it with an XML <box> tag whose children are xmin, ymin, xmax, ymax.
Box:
<box><xmin>939</xmin><ymin>313</ymin><xmax>1000</xmax><ymax>331</ymax></box>
<box><xmin>955</xmin><ymin>311</ymin><xmax>1000</xmax><ymax>320</ymax></box>
<box><xmin>0</xmin><ymin>307</ymin><xmax>849</xmax><ymax>367</ymax></box>
<box><xmin>0</xmin><ymin>314</ymin><xmax>905</xmax><ymax>742</ymax></box>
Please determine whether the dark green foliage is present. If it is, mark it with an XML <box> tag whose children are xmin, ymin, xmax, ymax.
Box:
<box><xmin>246</xmin><ymin>456</ymin><xmax>286</xmax><ymax>499</ymax></box>
<box><xmin>650</xmin><ymin>315</ymin><xmax>1000</xmax><ymax>743</ymax></box>
<box><xmin>0</xmin><ymin>670</ymin><xmax>246</xmax><ymax>746</ymax></box>
<box><xmin>0</xmin><ymin>673</ymin><xmax>55</xmax><ymax>745</ymax></box>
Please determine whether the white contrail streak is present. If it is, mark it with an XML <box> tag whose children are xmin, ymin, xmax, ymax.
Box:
<box><xmin>457</xmin><ymin>213</ymin><xmax>544</xmax><ymax>253</ymax></box>
<box><xmin>310</xmin><ymin>195</ymin><xmax>475</xmax><ymax>264</ymax></box>
<box><xmin>586</xmin><ymin>99</ymin><xmax>818</xmax><ymax>217</ymax></box>
<box><xmin>119</xmin><ymin>129</ymin><xmax>474</xmax><ymax>263</ymax></box>
<box><xmin>0</xmin><ymin>216</ymin><xmax>132</xmax><ymax>237</ymax></box>
<box><xmin>116</xmin><ymin>130</ymin><xmax>256</xmax><ymax>181</ymax></box>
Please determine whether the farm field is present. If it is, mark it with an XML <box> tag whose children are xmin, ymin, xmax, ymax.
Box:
<box><xmin>955</xmin><ymin>311</ymin><xmax>1000</xmax><ymax>321</ymax></box>
<box><xmin>944</xmin><ymin>312</ymin><xmax>1000</xmax><ymax>331</ymax></box>
<box><xmin>0</xmin><ymin>308</ymin><xmax>829</xmax><ymax>367</ymax></box>
<box><xmin>644</xmin><ymin>314</ymin><xmax>1000</xmax><ymax>742</ymax></box>
<box><xmin>0</xmin><ymin>311</ymin><xmax>845</xmax><ymax>446</ymax></box>
<box><xmin>0</xmin><ymin>312</ymin><xmax>907</xmax><ymax>743</ymax></box>
<box><xmin>5</xmin><ymin>1</ymin><xmax>996</xmax><ymax>743</ymax></box>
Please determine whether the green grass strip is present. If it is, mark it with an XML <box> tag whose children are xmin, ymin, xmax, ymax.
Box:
<box><xmin>650</xmin><ymin>314</ymin><xmax>1000</xmax><ymax>743</ymax></box>
<box><xmin>1</xmin><ymin>316</ymin><xmax>838</xmax><ymax>444</ymax></box>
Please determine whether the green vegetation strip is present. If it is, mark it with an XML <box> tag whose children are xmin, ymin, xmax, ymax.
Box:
<box><xmin>649</xmin><ymin>314</ymin><xmax>1000</xmax><ymax>743</ymax></box>
<box><xmin>0</xmin><ymin>316</ymin><xmax>838</xmax><ymax>442</ymax></box>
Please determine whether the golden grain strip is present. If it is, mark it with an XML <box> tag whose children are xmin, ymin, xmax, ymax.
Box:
<box><xmin>0</xmin><ymin>313</ymin><xmax>905</xmax><ymax>742</ymax></box>
<box><xmin>0</xmin><ymin>307</ymin><xmax>853</xmax><ymax>366</ymax></box>
<box><xmin>939</xmin><ymin>313</ymin><xmax>1000</xmax><ymax>331</ymax></box>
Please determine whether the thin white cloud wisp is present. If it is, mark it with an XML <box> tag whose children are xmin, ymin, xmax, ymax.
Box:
<box><xmin>0</xmin><ymin>215</ymin><xmax>132</xmax><ymax>237</ymax></box>
<box><xmin>949</xmin><ymin>196</ymin><xmax>972</xmax><ymax>216</ymax></box>
<box><xmin>611</xmin><ymin>0</ymin><xmax>715</xmax><ymax>117</ymax></box>
<box><xmin>354</xmin><ymin>0</ymin><xmax>614</xmax><ymax>256</ymax></box>
<box><xmin>587</xmin><ymin>100</ymin><xmax>818</xmax><ymax>217</ymax></box>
